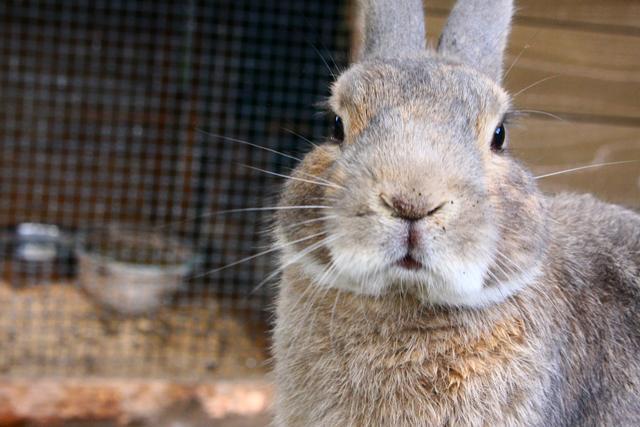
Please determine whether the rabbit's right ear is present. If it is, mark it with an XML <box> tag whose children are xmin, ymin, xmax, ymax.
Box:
<box><xmin>358</xmin><ymin>0</ymin><xmax>426</xmax><ymax>60</ymax></box>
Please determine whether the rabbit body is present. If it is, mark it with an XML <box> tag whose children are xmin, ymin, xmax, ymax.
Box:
<box><xmin>272</xmin><ymin>0</ymin><xmax>640</xmax><ymax>425</ymax></box>
<box><xmin>274</xmin><ymin>194</ymin><xmax>640</xmax><ymax>426</ymax></box>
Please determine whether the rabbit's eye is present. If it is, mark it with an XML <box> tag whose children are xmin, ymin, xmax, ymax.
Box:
<box><xmin>332</xmin><ymin>116</ymin><xmax>344</xmax><ymax>143</ymax></box>
<box><xmin>491</xmin><ymin>123</ymin><xmax>506</xmax><ymax>151</ymax></box>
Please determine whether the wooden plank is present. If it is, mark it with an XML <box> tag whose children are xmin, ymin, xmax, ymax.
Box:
<box><xmin>509</xmin><ymin>118</ymin><xmax>640</xmax><ymax>208</ymax></box>
<box><xmin>427</xmin><ymin>0</ymin><xmax>640</xmax><ymax>33</ymax></box>
<box><xmin>425</xmin><ymin>16</ymin><xmax>640</xmax><ymax>122</ymax></box>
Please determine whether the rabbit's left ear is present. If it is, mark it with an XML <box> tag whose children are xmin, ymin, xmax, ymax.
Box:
<box><xmin>437</xmin><ymin>0</ymin><xmax>514</xmax><ymax>82</ymax></box>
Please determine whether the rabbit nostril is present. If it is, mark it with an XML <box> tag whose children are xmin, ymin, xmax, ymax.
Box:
<box><xmin>427</xmin><ymin>201</ymin><xmax>446</xmax><ymax>216</ymax></box>
<box><xmin>380</xmin><ymin>193</ymin><xmax>445</xmax><ymax>221</ymax></box>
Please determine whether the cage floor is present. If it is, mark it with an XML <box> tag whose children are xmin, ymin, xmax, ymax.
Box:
<box><xmin>0</xmin><ymin>378</ymin><xmax>273</xmax><ymax>424</ymax></box>
<box><xmin>0</xmin><ymin>280</ymin><xmax>267</xmax><ymax>380</ymax></box>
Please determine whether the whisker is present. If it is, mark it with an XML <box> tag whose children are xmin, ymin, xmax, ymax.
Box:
<box><xmin>259</xmin><ymin>215</ymin><xmax>333</xmax><ymax>245</ymax></box>
<box><xmin>512</xmin><ymin>74</ymin><xmax>559</xmax><ymax>98</ymax></box>
<box><xmin>196</xmin><ymin>129</ymin><xmax>302</xmax><ymax>163</ymax></box>
<box><xmin>318</xmin><ymin>40</ymin><xmax>342</xmax><ymax>76</ymax></box>
<box><xmin>316</xmin><ymin>258</ymin><xmax>339</xmax><ymax>288</ymax></box>
<box><xmin>309</xmin><ymin>42</ymin><xmax>337</xmax><ymax>80</ymax></box>
<box><xmin>505</xmin><ymin>46</ymin><xmax>528</xmax><ymax>80</ymax></box>
<box><xmin>281</xmin><ymin>215</ymin><xmax>336</xmax><ymax>231</ymax></box>
<box><xmin>155</xmin><ymin>205</ymin><xmax>331</xmax><ymax>231</ymax></box>
<box><xmin>298</xmin><ymin>173</ymin><xmax>343</xmax><ymax>188</ymax></box>
<box><xmin>207</xmin><ymin>205</ymin><xmax>331</xmax><ymax>214</ymax></box>
<box><xmin>195</xmin><ymin>230</ymin><xmax>327</xmax><ymax>278</ymax></box>
<box><xmin>241</xmin><ymin>164</ymin><xmax>344</xmax><ymax>189</ymax></box>
<box><xmin>504</xmin><ymin>29</ymin><xmax>541</xmax><ymax>80</ymax></box>
<box><xmin>283</xmin><ymin>128</ymin><xmax>320</xmax><ymax>149</ymax></box>
<box><xmin>515</xmin><ymin>109</ymin><xmax>566</xmax><ymax>122</ymax></box>
<box><xmin>252</xmin><ymin>235</ymin><xmax>337</xmax><ymax>296</ymax></box>
<box><xmin>283</xmin><ymin>167</ymin><xmax>345</xmax><ymax>188</ymax></box>
<box><xmin>535</xmin><ymin>160</ymin><xmax>639</xmax><ymax>180</ymax></box>
<box><xmin>250</xmin><ymin>234</ymin><xmax>341</xmax><ymax>295</ymax></box>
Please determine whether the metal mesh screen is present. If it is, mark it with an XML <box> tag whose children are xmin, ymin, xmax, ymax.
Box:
<box><xmin>0</xmin><ymin>0</ymin><xmax>350</xmax><ymax>379</ymax></box>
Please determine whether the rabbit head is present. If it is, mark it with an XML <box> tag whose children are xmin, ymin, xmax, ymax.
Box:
<box><xmin>276</xmin><ymin>0</ymin><xmax>549</xmax><ymax>307</ymax></box>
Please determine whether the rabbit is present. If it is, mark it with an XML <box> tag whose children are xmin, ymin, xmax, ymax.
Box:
<box><xmin>271</xmin><ymin>0</ymin><xmax>640</xmax><ymax>425</ymax></box>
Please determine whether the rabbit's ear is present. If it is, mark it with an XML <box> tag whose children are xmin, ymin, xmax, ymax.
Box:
<box><xmin>358</xmin><ymin>0</ymin><xmax>426</xmax><ymax>60</ymax></box>
<box><xmin>437</xmin><ymin>0</ymin><xmax>514</xmax><ymax>82</ymax></box>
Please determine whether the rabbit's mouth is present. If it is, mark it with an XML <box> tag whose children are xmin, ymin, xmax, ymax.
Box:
<box><xmin>396</xmin><ymin>254</ymin><xmax>424</xmax><ymax>271</ymax></box>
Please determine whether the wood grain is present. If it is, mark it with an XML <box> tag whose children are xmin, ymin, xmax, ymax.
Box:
<box><xmin>510</xmin><ymin>118</ymin><xmax>640</xmax><ymax>208</ymax></box>
<box><xmin>427</xmin><ymin>0</ymin><xmax>640</xmax><ymax>32</ymax></box>
<box><xmin>425</xmin><ymin>16</ymin><xmax>640</xmax><ymax>123</ymax></box>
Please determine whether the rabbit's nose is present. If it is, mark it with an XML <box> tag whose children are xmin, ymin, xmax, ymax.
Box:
<box><xmin>380</xmin><ymin>193</ymin><xmax>445</xmax><ymax>221</ymax></box>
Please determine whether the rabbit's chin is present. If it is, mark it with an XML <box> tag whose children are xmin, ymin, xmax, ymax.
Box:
<box><xmin>282</xmin><ymin>242</ymin><xmax>541</xmax><ymax>308</ymax></box>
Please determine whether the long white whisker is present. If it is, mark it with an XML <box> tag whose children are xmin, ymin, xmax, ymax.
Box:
<box><xmin>250</xmin><ymin>234</ymin><xmax>341</xmax><ymax>295</ymax></box>
<box><xmin>515</xmin><ymin>109</ymin><xmax>566</xmax><ymax>122</ymax></box>
<box><xmin>535</xmin><ymin>160</ymin><xmax>638</xmax><ymax>180</ymax></box>
<box><xmin>504</xmin><ymin>44</ymin><xmax>529</xmax><ymax>79</ymax></box>
<box><xmin>155</xmin><ymin>205</ymin><xmax>330</xmax><ymax>231</ymax></box>
<box><xmin>197</xmin><ymin>129</ymin><xmax>302</xmax><ymax>162</ymax></box>
<box><xmin>279</xmin><ymin>165</ymin><xmax>345</xmax><ymax>188</ymax></box>
<box><xmin>281</xmin><ymin>215</ymin><xmax>336</xmax><ymax>231</ymax></box>
<box><xmin>512</xmin><ymin>74</ymin><xmax>559</xmax><ymax>98</ymax></box>
<box><xmin>207</xmin><ymin>205</ymin><xmax>331</xmax><ymax>215</ymax></box>
<box><xmin>309</xmin><ymin>42</ymin><xmax>336</xmax><ymax>80</ymax></box>
<box><xmin>318</xmin><ymin>40</ymin><xmax>342</xmax><ymax>76</ymax></box>
<box><xmin>195</xmin><ymin>230</ymin><xmax>327</xmax><ymax>278</ymax></box>
<box><xmin>283</xmin><ymin>128</ymin><xmax>319</xmax><ymax>149</ymax></box>
<box><xmin>242</xmin><ymin>164</ymin><xmax>344</xmax><ymax>189</ymax></box>
<box><xmin>315</xmin><ymin>259</ymin><xmax>339</xmax><ymax>288</ymax></box>
<box><xmin>294</xmin><ymin>170</ymin><xmax>345</xmax><ymax>188</ymax></box>
<box><xmin>504</xmin><ymin>29</ymin><xmax>541</xmax><ymax>80</ymax></box>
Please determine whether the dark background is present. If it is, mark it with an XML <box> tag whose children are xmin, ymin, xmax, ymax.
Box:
<box><xmin>0</xmin><ymin>0</ymin><xmax>351</xmax><ymax>315</ymax></box>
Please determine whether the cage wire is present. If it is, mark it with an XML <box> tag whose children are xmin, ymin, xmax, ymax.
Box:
<box><xmin>0</xmin><ymin>0</ymin><xmax>351</xmax><ymax>379</ymax></box>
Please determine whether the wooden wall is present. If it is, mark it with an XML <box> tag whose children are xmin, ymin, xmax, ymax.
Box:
<box><xmin>424</xmin><ymin>0</ymin><xmax>640</xmax><ymax>208</ymax></box>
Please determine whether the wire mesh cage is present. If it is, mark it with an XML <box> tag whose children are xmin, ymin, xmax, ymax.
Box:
<box><xmin>0</xmin><ymin>0</ymin><xmax>350</xmax><ymax>380</ymax></box>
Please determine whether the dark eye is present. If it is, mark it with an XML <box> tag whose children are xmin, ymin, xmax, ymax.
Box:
<box><xmin>491</xmin><ymin>123</ymin><xmax>506</xmax><ymax>152</ymax></box>
<box><xmin>332</xmin><ymin>116</ymin><xmax>344</xmax><ymax>143</ymax></box>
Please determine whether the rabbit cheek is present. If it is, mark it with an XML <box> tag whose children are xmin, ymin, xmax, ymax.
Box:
<box><xmin>321</xmin><ymin>212</ymin><xmax>402</xmax><ymax>295</ymax></box>
<box><xmin>415</xmin><ymin>216</ymin><xmax>499</xmax><ymax>305</ymax></box>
